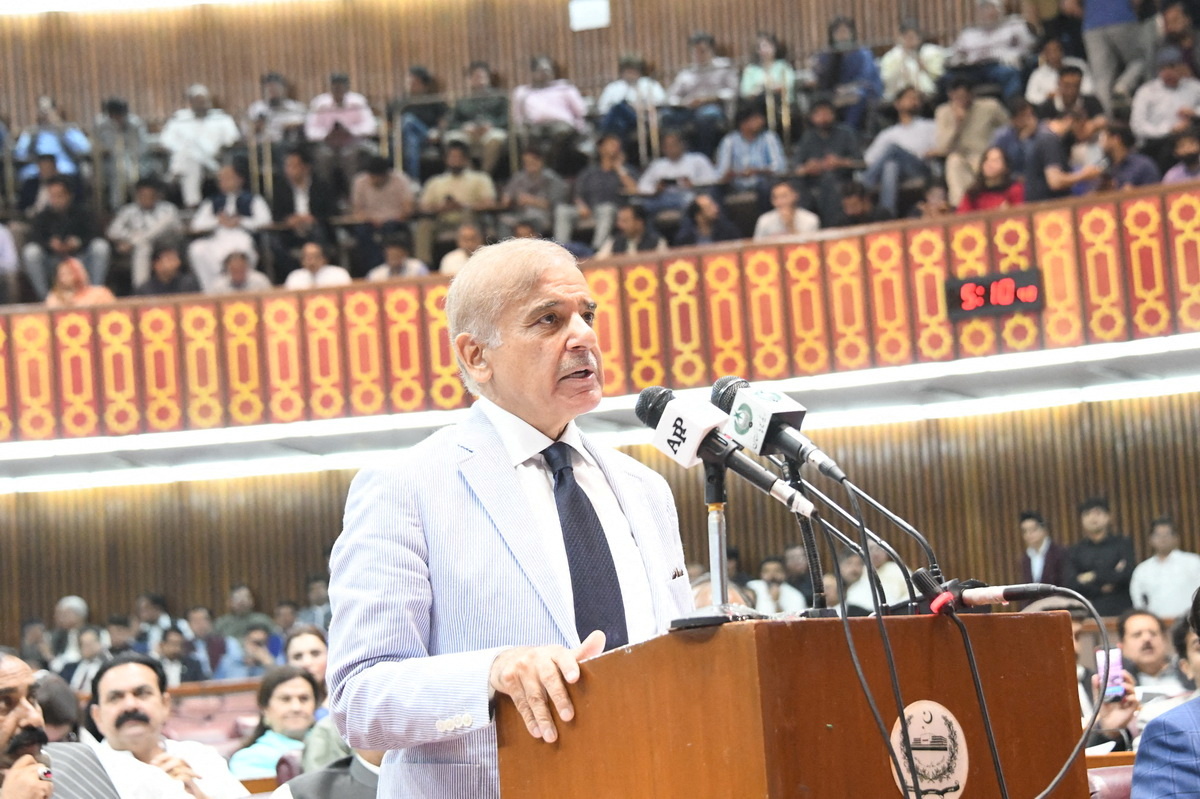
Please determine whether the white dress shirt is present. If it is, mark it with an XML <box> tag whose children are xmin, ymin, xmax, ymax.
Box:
<box><xmin>746</xmin><ymin>579</ymin><xmax>809</xmax><ymax>614</ymax></box>
<box><xmin>284</xmin><ymin>264</ymin><xmax>353</xmax><ymax>290</ymax></box>
<box><xmin>596</xmin><ymin>77</ymin><xmax>667</xmax><ymax>113</ymax></box>
<box><xmin>90</xmin><ymin>738</ymin><xmax>249</xmax><ymax>799</ymax></box>
<box><xmin>1131</xmin><ymin>77</ymin><xmax>1200</xmax><ymax>140</ymax></box>
<box><xmin>160</xmin><ymin>109</ymin><xmax>241</xmax><ymax>173</ymax></box>
<box><xmin>1026</xmin><ymin>537</ymin><xmax>1051</xmax><ymax>583</ymax></box>
<box><xmin>1130</xmin><ymin>549</ymin><xmax>1200</xmax><ymax>619</ymax></box>
<box><xmin>477</xmin><ymin>398</ymin><xmax>656</xmax><ymax>645</ymax></box>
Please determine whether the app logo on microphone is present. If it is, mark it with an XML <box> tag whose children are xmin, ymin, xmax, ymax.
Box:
<box><xmin>732</xmin><ymin>404</ymin><xmax>754</xmax><ymax>436</ymax></box>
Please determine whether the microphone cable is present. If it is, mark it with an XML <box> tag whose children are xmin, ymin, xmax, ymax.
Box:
<box><xmin>846</xmin><ymin>480</ymin><xmax>944</xmax><ymax>583</ymax></box>
<box><xmin>944</xmin><ymin>606</ymin><xmax>1010</xmax><ymax>799</ymax></box>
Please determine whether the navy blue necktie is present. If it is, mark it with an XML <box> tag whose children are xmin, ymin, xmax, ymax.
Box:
<box><xmin>543</xmin><ymin>442</ymin><xmax>629</xmax><ymax>650</ymax></box>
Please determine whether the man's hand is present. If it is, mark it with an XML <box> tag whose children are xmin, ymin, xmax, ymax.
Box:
<box><xmin>1093</xmin><ymin>671</ymin><xmax>1140</xmax><ymax>738</ymax></box>
<box><xmin>149</xmin><ymin>752</ymin><xmax>209</xmax><ymax>799</ymax></box>
<box><xmin>0</xmin><ymin>755</ymin><xmax>53</xmax><ymax>799</ymax></box>
<box><xmin>1075</xmin><ymin>570</ymin><xmax>1097</xmax><ymax>584</ymax></box>
<box><xmin>489</xmin><ymin>630</ymin><xmax>605</xmax><ymax>743</ymax></box>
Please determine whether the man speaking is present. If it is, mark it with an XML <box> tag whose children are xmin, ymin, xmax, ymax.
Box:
<box><xmin>326</xmin><ymin>238</ymin><xmax>693</xmax><ymax>797</ymax></box>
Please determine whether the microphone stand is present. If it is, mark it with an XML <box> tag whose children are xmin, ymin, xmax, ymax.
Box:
<box><xmin>776</xmin><ymin>457</ymin><xmax>837</xmax><ymax>618</ymax></box>
<box><xmin>845</xmin><ymin>480</ymin><xmax>943</xmax><ymax>583</ymax></box>
<box><xmin>671</xmin><ymin>461</ymin><xmax>764</xmax><ymax>630</ymax></box>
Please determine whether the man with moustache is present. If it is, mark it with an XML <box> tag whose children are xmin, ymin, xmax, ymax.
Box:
<box><xmin>88</xmin><ymin>654</ymin><xmax>247</xmax><ymax>799</ymax></box>
<box><xmin>0</xmin><ymin>651</ymin><xmax>121</xmax><ymax>799</ymax></box>
<box><xmin>327</xmin><ymin>238</ymin><xmax>693</xmax><ymax>798</ymax></box>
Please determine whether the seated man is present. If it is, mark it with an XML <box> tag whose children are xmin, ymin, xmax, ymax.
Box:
<box><xmin>89</xmin><ymin>654</ymin><xmax>249</xmax><ymax>798</ymax></box>
<box><xmin>596</xmin><ymin>202</ymin><xmax>669</xmax><ymax>258</ymax></box>
<box><xmin>284</xmin><ymin>241</ymin><xmax>352</xmax><ymax>290</ymax></box>
<box><xmin>417</xmin><ymin>141</ymin><xmax>497</xmax><ymax>263</ymax></box>
<box><xmin>271</xmin><ymin>147</ymin><xmax>338</xmax><ymax>281</ymax></box>
<box><xmin>1164</xmin><ymin>126</ymin><xmax>1200</xmax><ymax>183</ymax></box>
<box><xmin>107</xmin><ymin>178</ymin><xmax>183</xmax><ymax>289</ymax></box>
<box><xmin>350</xmin><ymin>155</ymin><xmax>416</xmax><ymax>275</ymax></box>
<box><xmin>792</xmin><ymin>99</ymin><xmax>862</xmax><ymax>224</ymax></box>
<box><xmin>18</xmin><ymin>152</ymin><xmax>79</xmax><ymax>218</ymax></box>
<box><xmin>367</xmin><ymin>231</ymin><xmax>429</xmax><ymax>281</ymax></box>
<box><xmin>878</xmin><ymin>19</ymin><xmax>947</xmax><ymax>102</ymax></box>
<box><xmin>159</xmin><ymin>85</ymin><xmax>241</xmax><ymax>208</ymax></box>
<box><xmin>93</xmin><ymin>97</ymin><xmax>151</xmax><ymax>211</ymax></box>
<box><xmin>1103</xmin><ymin>123</ymin><xmax>1162</xmax><ymax>188</ymax></box>
<box><xmin>1034</xmin><ymin>65</ymin><xmax>1106</xmax><ymax>138</ymax></box>
<box><xmin>153</xmin><ymin>626</ymin><xmax>206</xmax><ymax>688</ymax></box>
<box><xmin>135</xmin><ymin>243</ymin><xmax>200</xmax><ymax>297</ymax></box>
<box><xmin>187</xmin><ymin>164</ymin><xmax>272</xmax><ymax>292</ymax></box>
<box><xmin>391</xmin><ymin>65</ymin><xmax>448</xmax><ymax>181</ymax></box>
<box><xmin>445</xmin><ymin>61</ymin><xmax>510</xmax><ymax>176</ymax></box>
<box><xmin>209</xmin><ymin>250</ymin><xmax>274</xmax><ymax>294</ymax></box>
<box><xmin>497</xmin><ymin>148</ymin><xmax>568</xmax><ymax>239</ymax></box>
<box><xmin>58</xmin><ymin>625</ymin><xmax>110</xmax><ymax>693</ymax></box>
<box><xmin>511</xmin><ymin>56</ymin><xmax>587</xmax><ymax>172</ymax></box>
<box><xmin>1131</xmin><ymin>46</ymin><xmax>1200</xmax><ymax>171</ymax></box>
<box><xmin>930</xmin><ymin>78</ymin><xmax>1010</xmax><ymax>206</ymax></box>
<box><xmin>215</xmin><ymin>623</ymin><xmax>280</xmax><ymax>679</ymax></box>
<box><xmin>596</xmin><ymin>55</ymin><xmax>667</xmax><ymax>139</ymax></box>
<box><xmin>1022</xmin><ymin>110</ymin><xmax>1103</xmax><ymax>203</ymax></box>
<box><xmin>1026</xmin><ymin>38</ymin><xmax>1095</xmax><ymax>107</ymax></box>
<box><xmin>714</xmin><ymin>106</ymin><xmax>786</xmax><ymax>210</ymax></box>
<box><xmin>22</xmin><ymin>176</ymin><xmax>110</xmax><ymax>299</ymax></box>
<box><xmin>674</xmin><ymin>193</ymin><xmax>741</xmax><ymax>246</ymax></box>
<box><xmin>747</xmin><ymin>557</ymin><xmax>809</xmax><ymax>614</ymax></box>
<box><xmin>753</xmin><ymin>180</ymin><xmax>820</xmax><ymax>240</ymax></box>
<box><xmin>554</xmin><ymin>133</ymin><xmax>639</xmax><ymax>249</ymax></box>
<box><xmin>942</xmin><ymin>0</ymin><xmax>1036</xmax><ymax>101</ymax></box>
<box><xmin>13</xmin><ymin>96</ymin><xmax>91</xmax><ymax>181</ymax></box>
<box><xmin>835</xmin><ymin>182</ymin><xmax>892</xmax><ymax>227</ymax></box>
<box><xmin>810</xmin><ymin>16</ymin><xmax>883</xmax><ymax>130</ymax></box>
<box><xmin>637</xmin><ymin>130</ymin><xmax>719</xmax><ymax>215</ymax></box>
<box><xmin>862</xmin><ymin>87</ymin><xmax>938</xmax><ymax>216</ymax></box>
<box><xmin>246</xmin><ymin>72</ymin><xmax>308</xmax><ymax>146</ymax></box>
<box><xmin>1119</xmin><ymin>610</ymin><xmax>1189</xmax><ymax>697</ymax></box>
<box><xmin>305</xmin><ymin>72</ymin><xmax>379</xmax><ymax>194</ymax></box>
<box><xmin>438</xmin><ymin>221</ymin><xmax>484</xmax><ymax>277</ymax></box>
<box><xmin>663</xmin><ymin>32</ymin><xmax>738</xmax><ymax>157</ymax></box>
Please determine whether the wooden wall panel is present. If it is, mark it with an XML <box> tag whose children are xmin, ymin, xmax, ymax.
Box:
<box><xmin>4</xmin><ymin>391</ymin><xmax>1198</xmax><ymax>640</ymax></box>
<box><xmin>0</xmin><ymin>0</ymin><xmax>976</xmax><ymax>127</ymax></box>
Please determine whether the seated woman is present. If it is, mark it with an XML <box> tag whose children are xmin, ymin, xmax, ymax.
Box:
<box><xmin>45</xmin><ymin>257</ymin><xmax>115</xmax><ymax>308</ymax></box>
<box><xmin>229</xmin><ymin>666</ymin><xmax>318</xmax><ymax>780</ymax></box>
<box><xmin>957</xmin><ymin>146</ymin><xmax>1024</xmax><ymax>213</ymax></box>
<box><xmin>285</xmin><ymin>627</ymin><xmax>329</xmax><ymax>721</ymax></box>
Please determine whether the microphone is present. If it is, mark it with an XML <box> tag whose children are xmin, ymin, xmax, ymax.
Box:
<box><xmin>912</xmin><ymin>568</ymin><xmax>1058</xmax><ymax>614</ymax></box>
<box><xmin>634</xmin><ymin>386</ymin><xmax>814</xmax><ymax>516</ymax></box>
<box><xmin>710</xmin><ymin>376</ymin><xmax>846</xmax><ymax>482</ymax></box>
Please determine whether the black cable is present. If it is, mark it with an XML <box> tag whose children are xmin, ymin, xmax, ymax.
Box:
<box><xmin>820</xmin><ymin>523</ymin><xmax>913</xmax><ymax>797</ymax></box>
<box><xmin>844</xmin><ymin>485</ymin><xmax>923</xmax><ymax>797</ymax></box>
<box><xmin>1033</xmin><ymin>588</ymin><xmax>1111</xmax><ymax>799</ymax></box>
<box><xmin>945</xmin><ymin>608</ymin><xmax>1010</xmax><ymax>799</ymax></box>
<box><xmin>845</xmin><ymin>479</ymin><xmax>943</xmax><ymax>582</ymax></box>
<box><xmin>796</xmin><ymin>512</ymin><xmax>827</xmax><ymax>609</ymax></box>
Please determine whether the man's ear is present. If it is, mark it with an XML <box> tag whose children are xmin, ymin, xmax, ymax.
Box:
<box><xmin>454</xmin><ymin>332</ymin><xmax>492</xmax><ymax>387</ymax></box>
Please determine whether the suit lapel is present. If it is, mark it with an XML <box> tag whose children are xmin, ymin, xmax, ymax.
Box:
<box><xmin>454</xmin><ymin>408</ymin><xmax>578</xmax><ymax>644</ymax></box>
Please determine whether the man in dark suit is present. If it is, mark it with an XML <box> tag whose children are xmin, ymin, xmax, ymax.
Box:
<box><xmin>154</xmin><ymin>627</ymin><xmax>206</xmax><ymax>687</ymax></box>
<box><xmin>1019</xmin><ymin>510</ymin><xmax>1068</xmax><ymax>586</ymax></box>
<box><xmin>270</xmin><ymin>148</ymin><xmax>338</xmax><ymax>281</ymax></box>
<box><xmin>1065</xmin><ymin>497</ymin><xmax>1137</xmax><ymax>617</ymax></box>
<box><xmin>0</xmin><ymin>650</ymin><xmax>122</xmax><ymax>798</ymax></box>
<box><xmin>183</xmin><ymin>606</ymin><xmax>226</xmax><ymax>679</ymax></box>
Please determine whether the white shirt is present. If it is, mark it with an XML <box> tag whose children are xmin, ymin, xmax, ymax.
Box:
<box><xmin>270</xmin><ymin>755</ymin><xmax>381</xmax><ymax>798</ymax></box>
<box><xmin>1131</xmin><ymin>77</ymin><xmax>1200</xmax><ymax>140</ymax></box>
<box><xmin>367</xmin><ymin>258</ymin><xmax>430</xmax><ymax>281</ymax></box>
<box><xmin>477</xmin><ymin>398</ymin><xmax>657</xmax><ymax>645</ymax></box>
<box><xmin>1024</xmin><ymin>57</ymin><xmax>1095</xmax><ymax>105</ymax></box>
<box><xmin>753</xmin><ymin>208</ymin><xmax>820</xmax><ymax>240</ymax></box>
<box><xmin>843</xmin><ymin>575</ymin><xmax>877</xmax><ymax>612</ymax></box>
<box><xmin>637</xmin><ymin>153</ymin><xmax>719</xmax><ymax>193</ymax></box>
<box><xmin>746</xmin><ymin>579</ymin><xmax>809</xmax><ymax>614</ymax></box>
<box><xmin>292</xmin><ymin>182</ymin><xmax>311</xmax><ymax>217</ymax></box>
<box><xmin>596</xmin><ymin>77</ymin><xmax>667</xmax><ymax>113</ymax></box>
<box><xmin>1130</xmin><ymin>549</ymin><xmax>1200</xmax><ymax>619</ymax></box>
<box><xmin>190</xmin><ymin>194</ymin><xmax>272</xmax><ymax>234</ymax></box>
<box><xmin>91</xmin><ymin>738</ymin><xmax>250</xmax><ymax>799</ymax></box>
<box><xmin>863</xmin><ymin>118</ymin><xmax>938</xmax><ymax>165</ymax></box>
<box><xmin>1026</xmin><ymin>537</ymin><xmax>1052</xmax><ymax>583</ymax></box>
<box><xmin>160</xmin><ymin>109</ymin><xmax>241</xmax><ymax>172</ymax></box>
<box><xmin>875</xmin><ymin>561</ymin><xmax>910</xmax><ymax>605</ymax></box>
<box><xmin>439</xmin><ymin>248</ymin><xmax>470</xmax><ymax>276</ymax></box>
<box><xmin>284</xmin><ymin>265</ymin><xmax>353</xmax><ymax>290</ymax></box>
<box><xmin>106</xmin><ymin>201</ymin><xmax>182</xmax><ymax>245</ymax></box>
<box><xmin>0</xmin><ymin>223</ymin><xmax>18</xmax><ymax>274</ymax></box>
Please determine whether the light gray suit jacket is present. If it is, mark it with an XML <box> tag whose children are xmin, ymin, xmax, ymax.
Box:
<box><xmin>327</xmin><ymin>405</ymin><xmax>693</xmax><ymax>799</ymax></box>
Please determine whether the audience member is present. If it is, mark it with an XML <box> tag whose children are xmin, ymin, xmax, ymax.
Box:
<box><xmin>637</xmin><ymin>130</ymin><xmax>719</xmax><ymax>215</ymax></box>
<box><xmin>284</xmin><ymin>627</ymin><xmax>328</xmax><ymax>714</ymax></box>
<box><xmin>863</xmin><ymin>87</ymin><xmax>938</xmax><ymax>216</ymax></box>
<box><xmin>229</xmin><ymin>666</ymin><xmax>318</xmax><ymax>780</ymax></box>
<box><xmin>216</xmin><ymin>624</ymin><xmax>278</xmax><ymax>680</ymax></box>
<box><xmin>839</xmin><ymin>550</ymin><xmax>876</xmax><ymax>614</ymax></box>
<box><xmin>19</xmin><ymin>620</ymin><xmax>52</xmax><ymax>670</ymax></box>
<box><xmin>1130</xmin><ymin>517</ymin><xmax>1200</xmax><ymax>619</ymax></box>
<box><xmin>1119</xmin><ymin>610</ymin><xmax>1190</xmax><ymax>696</ymax></box>
<box><xmin>59</xmin><ymin>625</ymin><xmax>110</xmax><ymax>693</ymax></box>
<box><xmin>664</xmin><ymin>32</ymin><xmax>739</xmax><ymax>157</ymax></box>
<box><xmin>879</xmin><ymin>19</ymin><xmax>947</xmax><ymax>102</ymax></box>
<box><xmin>417</xmin><ymin>141</ymin><xmax>497</xmax><ymax>263</ymax></box>
<box><xmin>135</xmin><ymin>244</ymin><xmax>199</xmax><ymax>297</ymax></box>
<box><xmin>273</xmin><ymin>601</ymin><xmax>300</xmax><ymax>639</ymax></box>
<box><xmin>1104</xmin><ymin>123</ymin><xmax>1163</xmax><ymax>187</ymax></box>
<box><xmin>597</xmin><ymin>55</ymin><xmax>668</xmax><ymax>138</ymax></box>
<box><xmin>160</xmin><ymin>85</ymin><xmax>241</xmax><ymax>208</ymax></box>
<box><xmin>1163</xmin><ymin>126</ymin><xmax>1200</xmax><ymax>182</ymax></box>
<box><xmin>48</xmin><ymin>595</ymin><xmax>92</xmax><ymax>673</ymax></box>
<box><xmin>107</xmin><ymin>178</ymin><xmax>183</xmax><ymax>289</ymax></box>
<box><xmin>1018</xmin><ymin>511</ymin><xmax>1068</xmax><ymax>586</ymax></box>
<box><xmin>296</xmin><ymin>575</ymin><xmax>330</xmax><ymax>632</ymax></box>
<box><xmin>1065</xmin><ymin>496</ymin><xmax>1136</xmax><ymax>616</ymax></box>
<box><xmin>868</xmin><ymin>541</ymin><xmax>910</xmax><ymax>606</ymax></box>
<box><xmin>106</xmin><ymin>615</ymin><xmax>144</xmax><ymax>657</ymax></box>
<box><xmin>511</xmin><ymin>56</ymin><xmax>587</xmax><ymax>171</ymax></box>
<box><xmin>990</xmin><ymin>98</ymin><xmax>1036</xmax><ymax>175</ymax></box>
<box><xmin>596</xmin><ymin>203</ymin><xmax>669</xmax><ymax>257</ymax></box>
<box><xmin>933</xmin><ymin>78</ymin><xmax>1011</xmax><ymax>206</ymax></box>
<box><xmin>23</xmin><ymin>177</ymin><xmax>111</xmax><ymax>299</ymax></box>
<box><xmin>271</xmin><ymin>148</ymin><xmax>337</xmax><ymax>280</ymax></box>
<box><xmin>497</xmin><ymin>148</ymin><xmax>568</xmax><ymax>238</ymax></box>
<box><xmin>45</xmin><ymin>257</ymin><xmax>117</xmax><ymax>308</ymax></box>
<box><xmin>153</xmin><ymin>626</ymin><xmax>205</xmax><ymax>688</ymax></box>
<box><xmin>284</xmin><ymin>242</ymin><xmax>352</xmax><ymax>290</ymax></box>
<box><xmin>1157</xmin><ymin>1</ymin><xmax>1200</xmax><ymax>75</ymax></box>
<box><xmin>183</xmin><ymin>606</ymin><xmax>226</xmax><ymax>679</ymax></box>
<box><xmin>209</xmin><ymin>251</ymin><xmax>273</xmax><ymax>294</ymax></box>
<box><xmin>271</xmin><ymin>749</ymin><xmax>383</xmax><ymax>799</ymax></box>
<box><xmin>0</xmin><ymin>222</ymin><xmax>15</xmax><ymax>305</ymax></box>
<box><xmin>13</xmin><ymin>96</ymin><xmax>92</xmax><ymax>181</ymax></box>
<box><xmin>753</xmin><ymin>180</ymin><xmax>820</xmax><ymax>240</ymax></box>
<box><xmin>1023</xmin><ymin>110</ymin><xmax>1103</xmax><ymax>202</ymax></box>
<box><xmin>391</xmin><ymin>65</ymin><xmax>448</xmax><ymax>181</ymax></box>
<box><xmin>914</xmin><ymin>181</ymin><xmax>953</xmax><ymax>218</ymax></box>
<box><xmin>715</xmin><ymin>106</ymin><xmax>786</xmax><ymax>209</ymax></box>
<box><xmin>835</xmin><ymin>181</ymin><xmax>892</xmax><ymax>227</ymax></box>
<box><xmin>943</xmin><ymin>0</ymin><xmax>1036</xmax><ymax>101</ymax></box>
<box><xmin>246</xmin><ymin>72</ymin><xmax>307</xmax><ymax>145</ymax></box>
<box><xmin>811</xmin><ymin>16</ymin><xmax>883</xmax><ymax>129</ymax></box>
<box><xmin>132</xmin><ymin>593</ymin><xmax>178</xmax><ymax>646</ymax></box>
<box><xmin>1026</xmin><ymin>37</ymin><xmax>1096</xmax><ymax>105</ymax></box>
<box><xmin>367</xmin><ymin>232</ymin><xmax>429</xmax><ymax>281</ymax></box>
<box><xmin>675</xmin><ymin>193</ymin><xmax>742</xmax><ymax>246</ymax></box>
<box><xmin>438</xmin><ymin>222</ymin><xmax>485</xmax><ymax>277</ymax></box>
<box><xmin>740</xmin><ymin>33</ymin><xmax>797</xmax><ymax>107</ymax></box>
<box><xmin>1131</xmin><ymin>46</ymin><xmax>1200</xmax><ymax>170</ymax></box>
<box><xmin>1077</xmin><ymin>0</ymin><xmax>1147</xmax><ymax>113</ymax></box>
<box><xmin>747</xmin><ymin>557</ymin><xmax>809</xmax><ymax>614</ymax></box>
<box><xmin>186</xmin><ymin>164</ymin><xmax>271</xmax><ymax>292</ymax></box>
<box><xmin>554</xmin><ymin>133</ymin><xmax>639</xmax><ymax>249</ymax></box>
<box><xmin>215</xmin><ymin>584</ymin><xmax>276</xmax><ymax>640</ymax></box>
<box><xmin>1137</xmin><ymin>615</ymin><xmax>1200</xmax><ymax>729</ymax></box>
<box><xmin>350</xmin><ymin>155</ymin><xmax>417</xmax><ymax>272</ymax></box>
<box><xmin>783</xmin><ymin>544</ymin><xmax>816</xmax><ymax>606</ymax></box>
<box><xmin>305</xmin><ymin>72</ymin><xmax>379</xmax><ymax>194</ymax></box>
<box><xmin>445</xmin><ymin>61</ymin><xmax>509</xmax><ymax>176</ymax></box>
<box><xmin>1035</xmin><ymin>65</ymin><xmax>1107</xmax><ymax>133</ymax></box>
<box><xmin>36</xmin><ymin>673</ymin><xmax>81</xmax><ymax>743</ymax></box>
<box><xmin>792</xmin><ymin>99</ymin><xmax>862</xmax><ymax>223</ymax></box>
<box><xmin>94</xmin><ymin>97</ymin><xmax>151</xmax><ymax>211</ymax></box>
<box><xmin>958</xmin><ymin>146</ymin><xmax>1025</xmax><ymax>211</ymax></box>
<box><xmin>17</xmin><ymin>152</ymin><xmax>76</xmax><ymax>218</ymax></box>
<box><xmin>726</xmin><ymin>546</ymin><xmax>755</xmax><ymax>588</ymax></box>
<box><xmin>88</xmin><ymin>654</ymin><xmax>249</xmax><ymax>798</ymax></box>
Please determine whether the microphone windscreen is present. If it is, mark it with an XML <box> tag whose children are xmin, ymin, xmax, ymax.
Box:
<box><xmin>634</xmin><ymin>386</ymin><xmax>673</xmax><ymax>428</ymax></box>
<box><xmin>710</xmin><ymin>375</ymin><xmax>750</xmax><ymax>413</ymax></box>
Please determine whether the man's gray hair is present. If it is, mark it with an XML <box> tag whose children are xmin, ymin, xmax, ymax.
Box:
<box><xmin>445</xmin><ymin>238</ymin><xmax>578</xmax><ymax>396</ymax></box>
<box><xmin>56</xmin><ymin>595</ymin><xmax>89</xmax><ymax>619</ymax></box>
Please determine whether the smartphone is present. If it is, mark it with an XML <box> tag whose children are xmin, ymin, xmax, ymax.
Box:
<box><xmin>1095</xmin><ymin>647</ymin><xmax>1125</xmax><ymax>703</ymax></box>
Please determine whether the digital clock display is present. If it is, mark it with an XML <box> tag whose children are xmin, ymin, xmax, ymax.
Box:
<box><xmin>944</xmin><ymin>269</ymin><xmax>1044</xmax><ymax>320</ymax></box>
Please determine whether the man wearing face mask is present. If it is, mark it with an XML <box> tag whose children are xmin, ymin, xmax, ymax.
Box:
<box><xmin>1163</xmin><ymin>127</ymin><xmax>1200</xmax><ymax>182</ymax></box>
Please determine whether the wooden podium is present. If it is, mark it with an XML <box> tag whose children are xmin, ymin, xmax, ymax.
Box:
<box><xmin>498</xmin><ymin>612</ymin><xmax>1088</xmax><ymax>797</ymax></box>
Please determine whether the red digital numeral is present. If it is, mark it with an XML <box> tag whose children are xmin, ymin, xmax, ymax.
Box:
<box><xmin>989</xmin><ymin>277</ymin><xmax>1016</xmax><ymax>306</ymax></box>
<box><xmin>960</xmin><ymin>283</ymin><xmax>986</xmax><ymax>311</ymax></box>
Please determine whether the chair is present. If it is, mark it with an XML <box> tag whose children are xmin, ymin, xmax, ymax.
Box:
<box><xmin>1088</xmin><ymin>765</ymin><xmax>1133</xmax><ymax>799</ymax></box>
<box><xmin>276</xmin><ymin>749</ymin><xmax>303</xmax><ymax>784</ymax></box>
